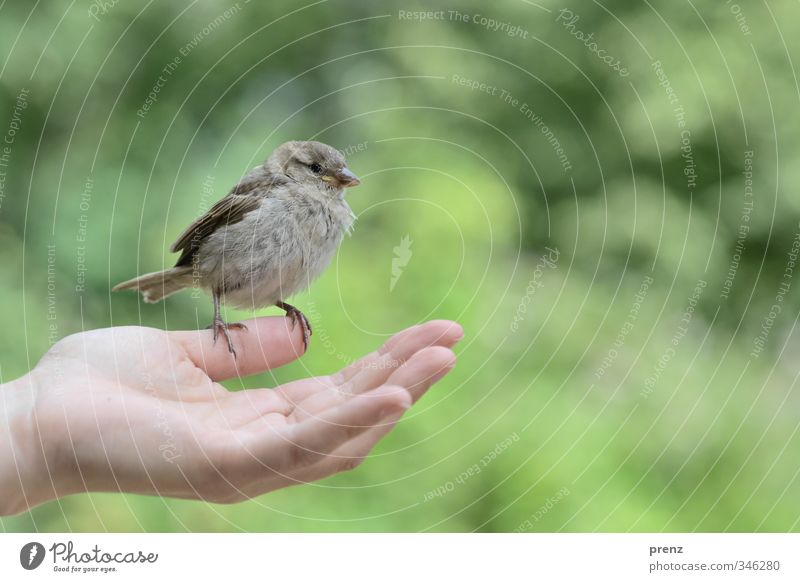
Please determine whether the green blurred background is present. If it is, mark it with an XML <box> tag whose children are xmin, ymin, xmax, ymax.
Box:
<box><xmin>1</xmin><ymin>0</ymin><xmax>799</xmax><ymax>532</ymax></box>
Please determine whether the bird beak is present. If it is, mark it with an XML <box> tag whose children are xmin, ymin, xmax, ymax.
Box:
<box><xmin>333</xmin><ymin>167</ymin><xmax>361</xmax><ymax>187</ymax></box>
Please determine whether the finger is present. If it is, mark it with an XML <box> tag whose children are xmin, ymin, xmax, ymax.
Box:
<box><xmin>292</xmin><ymin>413</ymin><xmax>403</xmax><ymax>481</ymax></box>
<box><xmin>277</xmin><ymin>320</ymin><xmax>464</xmax><ymax>413</ymax></box>
<box><xmin>243</xmin><ymin>394</ymin><xmax>407</xmax><ymax>489</ymax></box>
<box><xmin>286</xmin><ymin>385</ymin><xmax>411</xmax><ymax>464</ymax></box>
<box><xmin>292</xmin><ymin>343</ymin><xmax>458</xmax><ymax>425</ymax></box>
<box><xmin>323</xmin><ymin>409</ymin><xmax>403</xmax><ymax>469</ymax></box>
<box><xmin>242</xmin><ymin>345</ymin><xmax>456</xmax><ymax>485</ymax></box>
<box><xmin>335</xmin><ymin>320</ymin><xmax>463</xmax><ymax>385</ymax></box>
<box><xmin>384</xmin><ymin>345</ymin><xmax>457</xmax><ymax>403</ymax></box>
<box><xmin>271</xmin><ymin>376</ymin><xmax>337</xmax><ymax>408</ymax></box>
<box><xmin>172</xmin><ymin>316</ymin><xmax>306</xmax><ymax>382</ymax></box>
<box><xmin>277</xmin><ymin>380</ymin><xmax>349</xmax><ymax>422</ymax></box>
<box><xmin>336</xmin><ymin>320</ymin><xmax>463</xmax><ymax>393</ymax></box>
<box><xmin>332</xmin><ymin>347</ymin><xmax>456</xmax><ymax>459</ymax></box>
<box><xmin>213</xmin><ymin>387</ymin><xmax>296</xmax><ymax>427</ymax></box>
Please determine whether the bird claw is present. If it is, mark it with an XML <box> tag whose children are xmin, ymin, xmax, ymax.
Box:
<box><xmin>278</xmin><ymin>302</ymin><xmax>312</xmax><ymax>353</ymax></box>
<box><xmin>209</xmin><ymin>320</ymin><xmax>248</xmax><ymax>357</ymax></box>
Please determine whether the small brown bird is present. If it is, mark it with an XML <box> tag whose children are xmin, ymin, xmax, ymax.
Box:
<box><xmin>113</xmin><ymin>140</ymin><xmax>360</xmax><ymax>355</ymax></box>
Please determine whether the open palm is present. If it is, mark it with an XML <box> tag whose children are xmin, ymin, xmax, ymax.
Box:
<box><xmin>25</xmin><ymin>317</ymin><xmax>462</xmax><ymax>507</ymax></box>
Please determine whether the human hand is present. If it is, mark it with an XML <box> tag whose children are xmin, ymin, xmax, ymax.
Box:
<box><xmin>0</xmin><ymin>318</ymin><xmax>462</xmax><ymax>515</ymax></box>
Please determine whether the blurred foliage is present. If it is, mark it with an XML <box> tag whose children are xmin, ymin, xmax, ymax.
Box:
<box><xmin>1</xmin><ymin>0</ymin><xmax>799</xmax><ymax>531</ymax></box>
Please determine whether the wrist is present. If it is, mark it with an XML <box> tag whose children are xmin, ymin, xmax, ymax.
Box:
<box><xmin>0</xmin><ymin>373</ymin><xmax>57</xmax><ymax>515</ymax></box>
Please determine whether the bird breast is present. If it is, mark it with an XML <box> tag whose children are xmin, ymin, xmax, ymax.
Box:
<box><xmin>198</xmin><ymin>195</ymin><xmax>354</xmax><ymax>309</ymax></box>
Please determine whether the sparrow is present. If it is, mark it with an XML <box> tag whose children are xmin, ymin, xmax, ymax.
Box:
<box><xmin>113</xmin><ymin>140</ymin><xmax>360</xmax><ymax>356</ymax></box>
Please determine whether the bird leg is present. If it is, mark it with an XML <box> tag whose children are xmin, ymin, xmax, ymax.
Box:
<box><xmin>209</xmin><ymin>289</ymin><xmax>247</xmax><ymax>357</ymax></box>
<box><xmin>276</xmin><ymin>300</ymin><xmax>312</xmax><ymax>352</ymax></box>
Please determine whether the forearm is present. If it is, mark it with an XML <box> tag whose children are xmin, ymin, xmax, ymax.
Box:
<box><xmin>0</xmin><ymin>373</ymin><xmax>57</xmax><ymax>515</ymax></box>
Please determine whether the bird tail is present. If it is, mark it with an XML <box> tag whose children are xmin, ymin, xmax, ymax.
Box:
<box><xmin>112</xmin><ymin>267</ymin><xmax>194</xmax><ymax>303</ymax></box>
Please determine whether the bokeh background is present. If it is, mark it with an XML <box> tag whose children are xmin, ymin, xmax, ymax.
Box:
<box><xmin>1</xmin><ymin>0</ymin><xmax>799</xmax><ymax>532</ymax></box>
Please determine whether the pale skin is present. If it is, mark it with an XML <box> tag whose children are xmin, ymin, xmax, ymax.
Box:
<box><xmin>0</xmin><ymin>318</ymin><xmax>462</xmax><ymax>515</ymax></box>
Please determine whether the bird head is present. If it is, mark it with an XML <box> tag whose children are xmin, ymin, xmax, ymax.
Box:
<box><xmin>267</xmin><ymin>140</ymin><xmax>361</xmax><ymax>192</ymax></box>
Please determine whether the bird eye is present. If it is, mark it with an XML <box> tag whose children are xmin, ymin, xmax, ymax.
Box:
<box><xmin>309</xmin><ymin>163</ymin><xmax>323</xmax><ymax>175</ymax></box>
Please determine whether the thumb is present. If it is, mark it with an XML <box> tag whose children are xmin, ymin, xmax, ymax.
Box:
<box><xmin>172</xmin><ymin>315</ymin><xmax>306</xmax><ymax>381</ymax></box>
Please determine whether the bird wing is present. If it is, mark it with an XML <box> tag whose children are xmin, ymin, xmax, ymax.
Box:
<box><xmin>171</xmin><ymin>170</ymin><xmax>287</xmax><ymax>267</ymax></box>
